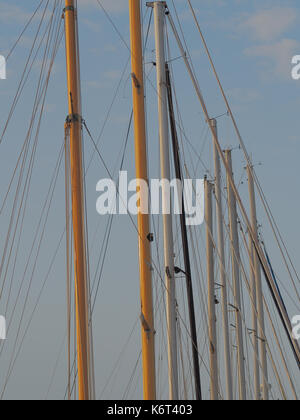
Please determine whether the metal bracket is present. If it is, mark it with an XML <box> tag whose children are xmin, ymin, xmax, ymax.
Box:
<box><xmin>229</xmin><ymin>303</ymin><xmax>240</xmax><ymax>312</ymax></box>
<box><xmin>131</xmin><ymin>73</ymin><xmax>141</xmax><ymax>90</ymax></box>
<box><xmin>147</xmin><ymin>233</ymin><xmax>154</xmax><ymax>243</ymax></box>
<box><xmin>146</xmin><ymin>1</ymin><xmax>168</xmax><ymax>10</ymax></box>
<box><xmin>140</xmin><ymin>313</ymin><xmax>152</xmax><ymax>339</ymax></box>
<box><xmin>166</xmin><ymin>266</ymin><xmax>172</xmax><ymax>279</ymax></box>
<box><xmin>66</xmin><ymin>113</ymin><xmax>83</xmax><ymax>124</ymax></box>
<box><xmin>63</xmin><ymin>5</ymin><xmax>76</xmax><ymax>20</ymax></box>
<box><xmin>63</xmin><ymin>5</ymin><xmax>75</xmax><ymax>13</ymax></box>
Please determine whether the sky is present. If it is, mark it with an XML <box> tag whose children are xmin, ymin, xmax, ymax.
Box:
<box><xmin>0</xmin><ymin>0</ymin><xmax>299</xmax><ymax>400</ymax></box>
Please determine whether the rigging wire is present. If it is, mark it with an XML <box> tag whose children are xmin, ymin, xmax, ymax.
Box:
<box><xmin>0</xmin><ymin>2</ymin><xmax>65</xmax><ymax>397</ymax></box>
<box><xmin>166</xmin><ymin>7</ymin><xmax>300</xmax><ymax>374</ymax></box>
<box><xmin>1</xmin><ymin>0</ymin><xmax>298</xmax><ymax>400</ymax></box>
<box><xmin>5</xmin><ymin>0</ymin><xmax>46</xmax><ymax>62</ymax></box>
<box><xmin>186</xmin><ymin>0</ymin><xmax>300</xmax><ymax>301</ymax></box>
<box><xmin>0</xmin><ymin>0</ymin><xmax>51</xmax><ymax>147</ymax></box>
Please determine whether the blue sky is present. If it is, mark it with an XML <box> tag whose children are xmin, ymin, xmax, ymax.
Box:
<box><xmin>0</xmin><ymin>0</ymin><xmax>299</xmax><ymax>400</ymax></box>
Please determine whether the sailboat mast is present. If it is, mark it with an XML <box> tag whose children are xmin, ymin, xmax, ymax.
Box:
<box><xmin>152</xmin><ymin>0</ymin><xmax>179</xmax><ymax>400</ymax></box>
<box><xmin>248</xmin><ymin>210</ymin><xmax>260</xmax><ymax>400</ymax></box>
<box><xmin>166</xmin><ymin>65</ymin><xmax>202</xmax><ymax>400</ymax></box>
<box><xmin>247</xmin><ymin>165</ymin><xmax>269</xmax><ymax>400</ymax></box>
<box><xmin>225</xmin><ymin>150</ymin><xmax>246</xmax><ymax>400</ymax></box>
<box><xmin>211</xmin><ymin>119</ymin><xmax>233</xmax><ymax>400</ymax></box>
<box><xmin>64</xmin><ymin>0</ymin><xmax>92</xmax><ymax>400</ymax></box>
<box><xmin>249</xmin><ymin>232</ymin><xmax>260</xmax><ymax>399</ymax></box>
<box><xmin>128</xmin><ymin>0</ymin><xmax>156</xmax><ymax>400</ymax></box>
<box><xmin>168</xmin><ymin>7</ymin><xmax>300</xmax><ymax>373</ymax></box>
<box><xmin>205</xmin><ymin>178</ymin><xmax>219</xmax><ymax>400</ymax></box>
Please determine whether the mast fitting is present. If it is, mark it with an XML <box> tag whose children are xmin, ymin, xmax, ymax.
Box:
<box><xmin>63</xmin><ymin>5</ymin><xmax>75</xmax><ymax>13</ymax></box>
<box><xmin>131</xmin><ymin>73</ymin><xmax>141</xmax><ymax>90</ymax></box>
<box><xmin>66</xmin><ymin>113</ymin><xmax>83</xmax><ymax>124</ymax></box>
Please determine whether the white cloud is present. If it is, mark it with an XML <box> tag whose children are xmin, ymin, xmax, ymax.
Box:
<box><xmin>242</xmin><ymin>7</ymin><xmax>297</xmax><ymax>42</ymax></box>
<box><xmin>244</xmin><ymin>38</ymin><xmax>300</xmax><ymax>80</ymax></box>
<box><xmin>239</xmin><ymin>7</ymin><xmax>299</xmax><ymax>80</ymax></box>
<box><xmin>0</xmin><ymin>1</ymin><xmax>31</xmax><ymax>23</ymax></box>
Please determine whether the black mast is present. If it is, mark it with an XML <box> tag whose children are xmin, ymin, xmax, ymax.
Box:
<box><xmin>166</xmin><ymin>64</ymin><xmax>202</xmax><ymax>400</ymax></box>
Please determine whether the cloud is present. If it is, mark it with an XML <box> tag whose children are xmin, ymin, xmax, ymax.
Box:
<box><xmin>244</xmin><ymin>38</ymin><xmax>300</xmax><ymax>80</ymax></box>
<box><xmin>242</xmin><ymin>7</ymin><xmax>297</xmax><ymax>42</ymax></box>
<box><xmin>239</xmin><ymin>7</ymin><xmax>299</xmax><ymax>80</ymax></box>
<box><xmin>0</xmin><ymin>1</ymin><xmax>31</xmax><ymax>23</ymax></box>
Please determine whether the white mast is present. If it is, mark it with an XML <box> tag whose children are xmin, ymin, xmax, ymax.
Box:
<box><xmin>152</xmin><ymin>0</ymin><xmax>179</xmax><ymax>400</ymax></box>
<box><xmin>249</xmin><ymin>233</ymin><xmax>261</xmax><ymax>401</ymax></box>
<box><xmin>211</xmin><ymin>119</ymin><xmax>233</xmax><ymax>400</ymax></box>
<box><xmin>247</xmin><ymin>165</ymin><xmax>269</xmax><ymax>400</ymax></box>
<box><xmin>225</xmin><ymin>149</ymin><xmax>246</xmax><ymax>400</ymax></box>
<box><xmin>205</xmin><ymin>178</ymin><xmax>219</xmax><ymax>400</ymax></box>
<box><xmin>248</xmin><ymin>215</ymin><xmax>260</xmax><ymax>400</ymax></box>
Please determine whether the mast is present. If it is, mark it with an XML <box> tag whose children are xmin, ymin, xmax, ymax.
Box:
<box><xmin>152</xmin><ymin>0</ymin><xmax>179</xmax><ymax>400</ymax></box>
<box><xmin>167</xmin><ymin>10</ymin><xmax>300</xmax><ymax>372</ymax></box>
<box><xmin>249</xmin><ymin>232</ymin><xmax>260</xmax><ymax>400</ymax></box>
<box><xmin>205</xmin><ymin>178</ymin><xmax>219</xmax><ymax>400</ymax></box>
<box><xmin>225</xmin><ymin>150</ymin><xmax>246</xmax><ymax>400</ymax></box>
<box><xmin>247</xmin><ymin>165</ymin><xmax>269</xmax><ymax>400</ymax></box>
<box><xmin>211</xmin><ymin>119</ymin><xmax>233</xmax><ymax>400</ymax></box>
<box><xmin>64</xmin><ymin>0</ymin><xmax>92</xmax><ymax>400</ymax></box>
<box><xmin>128</xmin><ymin>0</ymin><xmax>156</xmax><ymax>400</ymax></box>
<box><xmin>166</xmin><ymin>65</ymin><xmax>202</xmax><ymax>400</ymax></box>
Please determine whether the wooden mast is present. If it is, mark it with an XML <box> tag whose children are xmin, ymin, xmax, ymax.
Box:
<box><xmin>64</xmin><ymin>0</ymin><xmax>91</xmax><ymax>400</ymax></box>
<box><xmin>128</xmin><ymin>0</ymin><xmax>156</xmax><ymax>400</ymax></box>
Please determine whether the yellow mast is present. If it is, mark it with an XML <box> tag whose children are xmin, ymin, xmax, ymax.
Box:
<box><xmin>128</xmin><ymin>0</ymin><xmax>156</xmax><ymax>400</ymax></box>
<box><xmin>64</xmin><ymin>0</ymin><xmax>91</xmax><ymax>400</ymax></box>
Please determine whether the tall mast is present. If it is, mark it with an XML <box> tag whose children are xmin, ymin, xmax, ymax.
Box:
<box><xmin>225</xmin><ymin>150</ymin><xmax>246</xmax><ymax>400</ymax></box>
<box><xmin>128</xmin><ymin>0</ymin><xmax>156</xmax><ymax>400</ymax></box>
<box><xmin>205</xmin><ymin>178</ymin><xmax>219</xmax><ymax>400</ymax></box>
<box><xmin>166</xmin><ymin>65</ymin><xmax>202</xmax><ymax>400</ymax></box>
<box><xmin>167</xmin><ymin>10</ymin><xmax>300</xmax><ymax>371</ymax></box>
<box><xmin>247</xmin><ymin>165</ymin><xmax>269</xmax><ymax>400</ymax></box>
<box><xmin>64</xmin><ymin>0</ymin><xmax>92</xmax><ymax>400</ymax></box>
<box><xmin>248</xmin><ymin>213</ymin><xmax>260</xmax><ymax>400</ymax></box>
<box><xmin>211</xmin><ymin>119</ymin><xmax>233</xmax><ymax>400</ymax></box>
<box><xmin>152</xmin><ymin>0</ymin><xmax>179</xmax><ymax>400</ymax></box>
